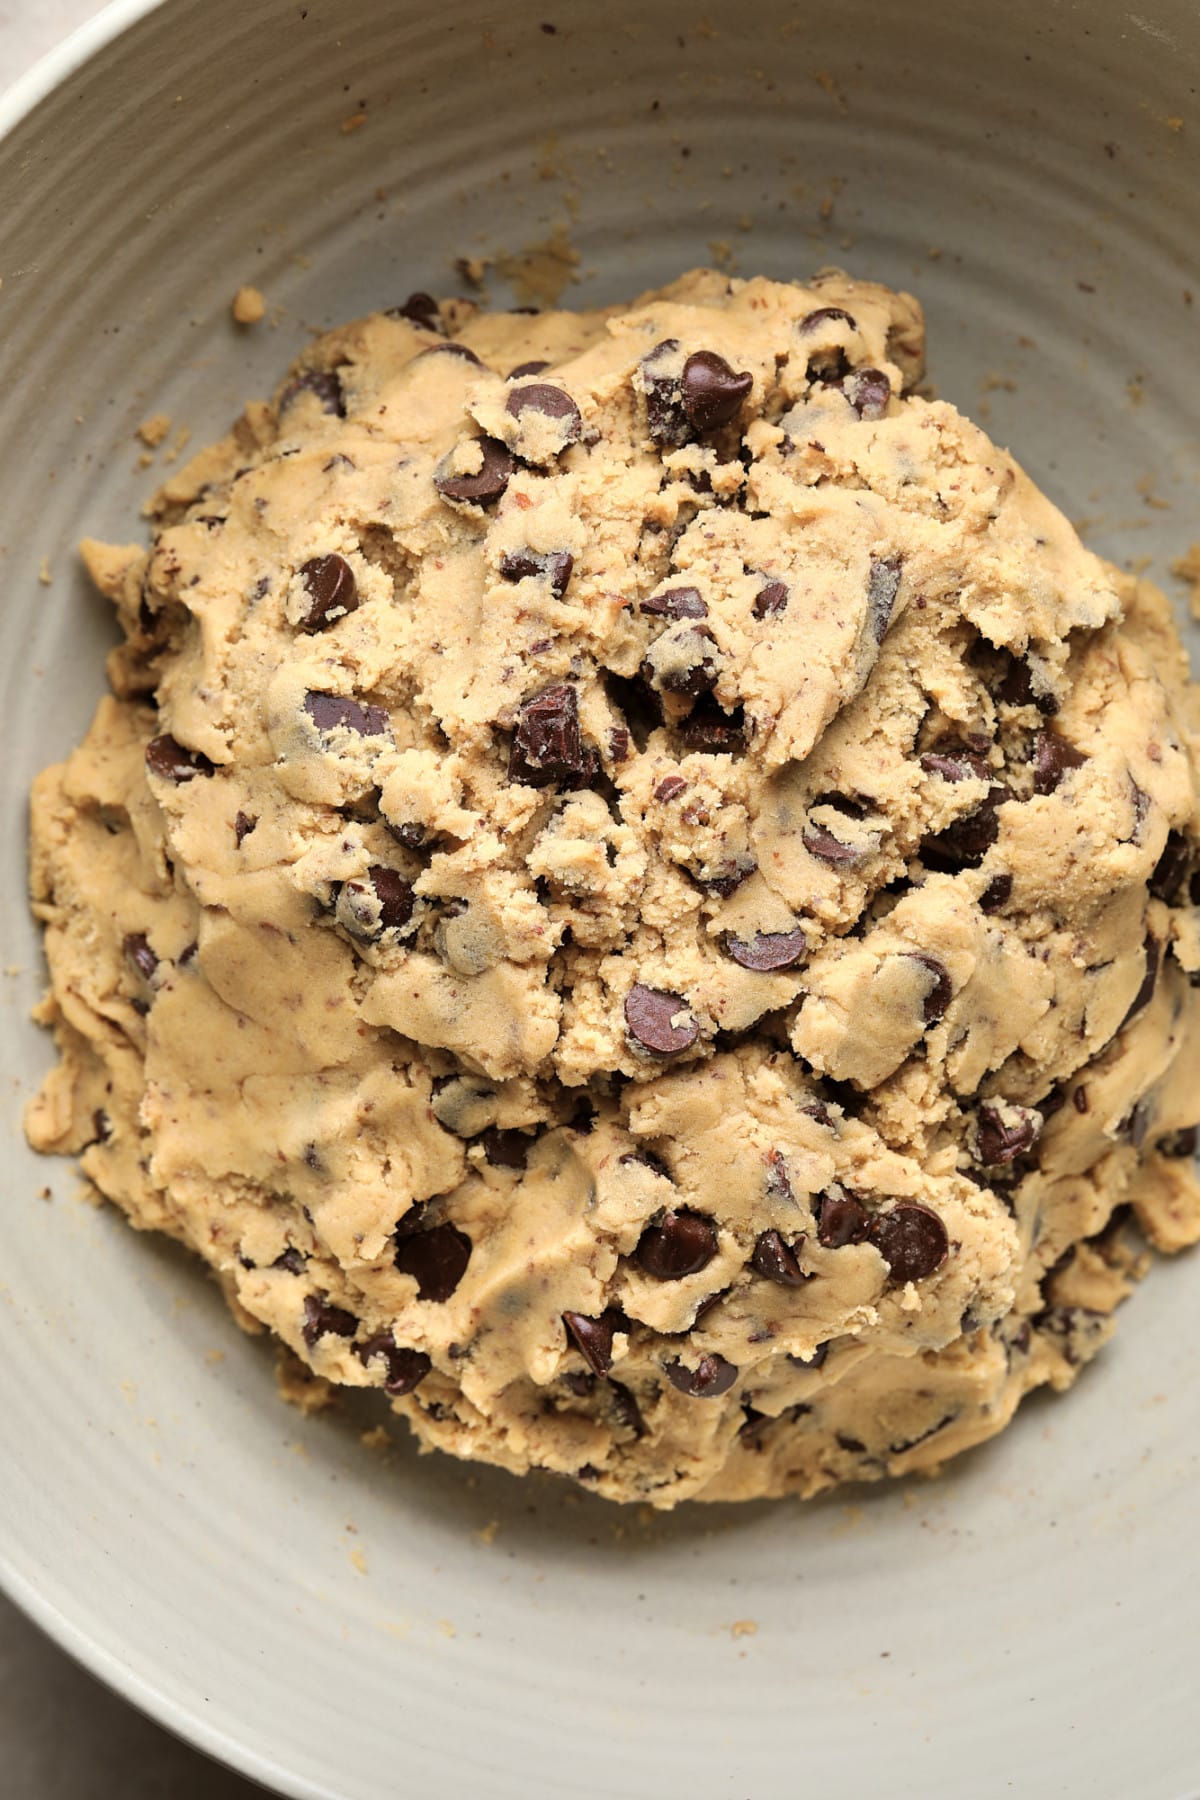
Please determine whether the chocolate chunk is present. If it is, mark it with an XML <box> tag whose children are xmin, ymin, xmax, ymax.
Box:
<box><xmin>604</xmin><ymin>671</ymin><xmax>662</xmax><ymax>753</ymax></box>
<box><xmin>1150</xmin><ymin>830</ymin><xmax>1191</xmax><ymax>903</ymax></box>
<box><xmin>665</xmin><ymin>1353</ymin><xmax>738</xmax><ymax>1399</ymax></box>
<box><xmin>920</xmin><ymin>744</ymin><xmax>992</xmax><ymax>783</ymax></box>
<box><xmin>387</xmin><ymin>292</ymin><xmax>441</xmax><ymax>330</ymax></box>
<box><xmin>909</xmin><ymin>953</ymin><xmax>953</xmax><ymax>1024</ymax></box>
<box><xmin>640</xmin><ymin>338</ymin><xmax>688</xmax><ymax>444</ymax></box>
<box><xmin>866</xmin><ymin>556</ymin><xmax>902</xmax><ymax>643</ymax></box>
<box><xmin>636</xmin><ymin>1208</ymin><xmax>718</xmax><ymax>1279</ymax></box>
<box><xmin>836</xmin><ymin>1432</ymin><xmax>867</xmax><ymax>1455</ymax></box>
<box><xmin>681</xmin><ymin>350</ymin><xmax>753</xmax><ymax>433</ymax></box>
<box><xmin>234</xmin><ymin>810</ymin><xmax>257</xmax><ymax>846</ymax></box>
<box><xmin>641</xmin><ymin>585</ymin><xmax>708</xmax><ymax>620</ymax></box>
<box><xmin>816</xmin><ymin>1188</ymin><xmax>869</xmax><ymax>1248</ymax></box>
<box><xmin>624</xmin><ymin>984</ymin><xmax>699</xmax><ymax>1057</ymax></box>
<box><xmin>654</xmin><ymin>775</ymin><xmax>688</xmax><ymax>802</ymax></box>
<box><xmin>752</xmin><ymin>580</ymin><xmax>789</xmax><ymax>619</ymax></box>
<box><xmin>298</xmin><ymin>553</ymin><xmax>358</xmax><ymax>632</ymax></box>
<box><xmin>273</xmin><ymin>1247</ymin><xmax>306</xmax><ymax>1274</ymax></box>
<box><xmin>725</xmin><ymin>928</ymin><xmax>807</xmax><ymax>972</ymax></box>
<box><xmin>1072</xmin><ymin>1085</ymin><xmax>1090</xmax><ymax>1114</ymax></box>
<box><xmin>802</xmin><ymin>822</ymin><xmax>862</xmax><ymax>865</ymax></box>
<box><xmin>643</xmin><ymin>625</ymin><xmax>719</xmax><ymax>698</ymax></box>
<box><xmin>847</xmin><ymin>367</ymin><xmax>891</xmax><ymax>420</ymax></box>
<box><xmin>869</xmin><ymin>1203</ymin><xmax>949</xmax><ymax>1283</ymax></box>
<box><xmin>123</xmin><ymin>932</ymin><xmax>158</xmax><ymax>985</ymax></box>
<box><xmin>393</xmin><ymin>1220</ymin><xmax>472</xmax><ymax>1301</ymax></box>
<box><xmin>1122</xmin><ymin>934</ymin><xmax>1160</xmax><ymax>1028</ymax></box>
<box><xmin>799</xmin><ymin>305</ymin><xmax>857</xmax><ymax>333</ymax></box>
<box><xmin>976</xmin><ymin>1102</ymin><xmax>1042</xmax><ymax>1166</ymax></box>
<box><xmin>357</xmin><ymin>1331</ymin><xmax>432</xmax><ymax>1396</ymax></box>
<box><xmin>788</xmin><ymin>1341</ymin><xmax>830</xmax><ymax>1371</ymax></box>
<box><xmin>304</xmin><ymin>691</ymin><xmax>390</xmax><ymax>738</ymax></box>
<box><xmin>301</xmin><ymin>1293</ymin><xmax>357</xmax><ymax>1348</ymax></box>
<box><xmin>679</xmin><ymin>696</ymin><xmax>746</xmax><ymax>754</ymax></box>
<box><xmin>508</xmin><ymin>358</ymin><xmax>551</xmax><ymax>379</ymax></box>
<box><xmin>390</xmin><ymin>820</ymin><xmax>428</xmax><ymax>851</ymax></box>
<box><xmin>1159</xmin><ymin>1125</ymin><xmax>1198</xmax><ymax>1158</ymax></box>
<box><xmin>509</xmin><ymin>683</ymin><xmax>586</xmax><ymax>786</ymax></box>
<box><xmin>145</xmin><ymin>734</ymin><xmax>214</xmax><ymax>782</ymax></box>
<box><xmin>751</xmin><ymin>1229</ymin><xmax>807</xmax><ymax>1287</ymax></box>
<box><xmin>700</xmin><ymin>859</ymin><xmax>756</xmax><ymax>899</ymax></box>
<box><xmin>505</xmin><ymin>382</ymin><xmax>582</xmax><ymax>449</ymax></box>
<box><xmin>280</xmin><ymin>369</ymin><xmax>346</xmax><ymax>417</ymax></box>
<box><xmin>480</xmin><ymin>1126</ymin><xmax>531</xmax><ymax>1169</ymax></box>
<box><xmin>980</xmin><ymin>872</ymin><xmax>1013</xmax><ymax>913</ymax></box>
<box><xmin>499</xmin><ymin>549</ymin><xmax>574</xmax><ymax>598</ymax></box>
<box><xmin>563</xmin><ymin>1310</ymin><xmax>618</xmax><ymax>1378</ymax></box>
<box><xmin>338</xmin><ymin>866</ymin><xmax>415</xmax><ymax>938</ymax></box>
<box><xmin>766</xmin><ymin>1149</ymin><xmax>795</xmax><ymax>1204</ymax></box>
<box><xmin>434</xmin><ymin>436</ymin><xmax>514</xmax><ymax>505</ymax></box>
<box><xmin>1033</xmin><ymin>730</ymin><xmax>1087</xmax><ymax>795</ymax></box>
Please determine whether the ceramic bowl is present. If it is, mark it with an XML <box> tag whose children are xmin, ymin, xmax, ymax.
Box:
<box><xmin>2</xmin><ymin>2</ymin><xmax>1199</xmax><ymax>1795</ymax></box>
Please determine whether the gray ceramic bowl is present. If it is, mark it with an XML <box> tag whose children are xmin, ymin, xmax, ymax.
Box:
<box><xmin>3</xmin><ymin>2</ymin><xmax>1199</xmax><ymax>1795</ymax></box>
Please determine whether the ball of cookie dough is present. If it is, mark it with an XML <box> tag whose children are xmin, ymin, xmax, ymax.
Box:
<box><xmin>27</xmin><ymin>267</ymin><xmax>1200</xmax><ymax>1507</ymax></box>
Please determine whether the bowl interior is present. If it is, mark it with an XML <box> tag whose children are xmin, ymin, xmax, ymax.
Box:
<box><xmin>2</xmin><ymin>2</ymin><xmax>1199</xmax><ymax>1796</ymax></box>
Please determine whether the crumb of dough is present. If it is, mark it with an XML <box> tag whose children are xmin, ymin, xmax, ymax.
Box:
<box><xmin>730</xmin><ymin>1620</ymin><xmax>759</xmax><ymax>1639</ymax></box>
<box><xmin>275</xmin><ymin>1349</ymin><xmax>335</xmax><ymax>1413</ymax></box>
<box><xmin>341</xmin><ymin>111</ymin><xmax>368</xmax><ymax>135</ymax></box>
<box><xmin>25</xmin><ymin>267</ymin><xmax>1200</xmax><ymax>1512</ymax></box>
<box><xmin>37</xmin><ymin>556</ymin><xmax>51</xmax><ymax>586</ymax></box>
<box><xmin>137</xmin><ymin>413</ymin><xmax>172</xmax><ymax>448</ymax></box>
<box><xmin>473</xmin><ymin>1519</ymin><xmax>500</xmax><ymax>1545</ymax></box>
<box><xmin>493</xmin><ymin>224</ymin><xmax>579</xmax><ymax>308</ymax></box>
<box><xmin>1171</xmin><ymin>542</ymin><xmax>1200</xmax><ymax>620</ymax></box>
<box><xmin>232</xmin><ymin>285</ymin><xmax>267</xmax><ymax>327</ymax></box>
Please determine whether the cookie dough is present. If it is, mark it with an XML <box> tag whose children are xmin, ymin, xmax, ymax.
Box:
<box><xmin>26</xmin><ymin>268</ymin><xmax>1200</xmax><ymax>1507</ymax></box>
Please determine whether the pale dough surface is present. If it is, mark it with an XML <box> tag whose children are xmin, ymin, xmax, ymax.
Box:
<box><xmin>27</xmin><ymin>268</ymin><xmax>1200</xmax><ymax>1506</ymax></box>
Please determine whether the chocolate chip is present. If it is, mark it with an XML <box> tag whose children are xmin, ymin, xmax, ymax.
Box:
<box><xmin>1150</xmin><ymin>830</ymin><xmax>1191</xmax><ymax>902</ymax></box>
<box><xmin>387</xmin><ymin>292</ymin><xmax>441</xmax><ymax>330</ymax></box>
<box><xmin>847</xmin><ymin>367</ymin><xmax>891</xmax><ymax>420</ymax></box>
<box><xmin>234</xmin><ymin>810</ymin><xmax>257</xmax><ymax>846</ymax></box>
<box><xmin>499</xmin><ymin>549</ymin><xmax>574</xmax><ymax>597</ymax></box>
<box><xmin>505</xmin><ymin>382</ymin><xmax>582</xmax><ymax>451</ymax></box>
<box><xmin>1033</xmin><ymin>730</ymin><xmax>1087</xmax><ymax>795</ymax></box>
<box><xmin>725</xmin><ymin>928</ymin><xmax>807</xmax><ymax>972</ymax></box>
<box><xmin>273</xmin><ymin>1247</ymin><xmax>306</xmax><ymax>1274</ymax></box>
<box><xmin>480</xmin><ymin>1126</ymin><xmax>531</xmax><ymax>1169</ymax></box>
<box><xmin>509</xmin><ymin>683</ymin><xmax>587</xmax><ymax>786</ymax></box>
<box><xmin>338</xmin><ymin>866</ymin><xmax>415</xmax><ymax>938</ymax></box>
<box><xmin>679</xmin><ymin>696</ymin><xmax>746</xmax><ymax>754</ymax></box>
<box><xmin>788</xmin><ymin>1340</ymin><xmax>831</xmax><ymax>1370</ymax></box>
<box><xmin>920</xmin><ymin>744</ymin><xmax>992</xmax><ymax>783</ymax></box>
<box><xmin>976</xmin><ymin>1103</ymin><xmax>1042</xmax><ymax>1166</ymax></box>
<box><xmin>909</xmin><ymin>952</ymin><xmax>953</xmax><ymax>1024</ymax></box>
<box><xmin>636</xmin><ymin>1208</ymin><xmax>718</xmax><ymax>1278</ymax></box>
<box><xmin>681</xmin><ymin>350</ymin><xmax>753</xmax><ymax>432</ymax></box>
<box><xmin>434</xmin><ymin>436</ymin><xmax>514</xmax><ymax>505</ymax></box>
<box><xmin>1122</xmin><ymin>934</ymin><xmax>1160</xmax><ymax>1028</ymax></box>
<box><xmin>665</xmin><ymin>1353</ymin><xmax>738</xmax><ymax>1398</ymax></box>
<box><xmin>122</xmin><ymin>932</ymin><xmax>158</xmax><ymax>985</ymax></box>
<box><xmin>980</xmin><ymin>872</ymin><xmax>1013</xmax><ymax>913</ymax></box>
<box><xmin>640</xmin><ymin>338</ymin><xmax>688</xmax><ymax>444</ymax></box>
<box><xmin>357</xmin><ymin>1331</ymin><xmax>432</xmax><ymax>1396</ymax></box>
<box><xmin>641</xmin><ymin>585</ymin><xmax>708</xmax><ymax>619</ymax></box>
<box><xmin>304</xmin><ymin>692</ymin><xmax>390</xmax><ymax>737</ymax></box>
<box><xmin>643</xmin><ymin>625</ymin><xmax>719</xmax><ymax>698</ymax></box>
<box><xmin>700</xmin><ymin>859</ymin><xmax>756</xmax><ymax>899</ymax></box>
<box><xmin>624</xmin><ymin>984</ymin><xmax>699</xmax><ymax>1057</ymax></box>
<box><xmin>806</xmin><ymin>345</ymin><xmax>850</xmax><ymax>383</ymax></box>
<box><xmin>301</xmin><ymin>1293</ymin><xmax>357</xmax><ymax>1347</ymax></box>
<box><xmin>508</xmin><ymin>358</ymin><xmax>551</xmax><ymax>379</ymax></box>
<box><xmin>869</xmin><ymin>1203</ymin><xmax>949</xmax><ymax>1283</ymax></box>
<box><xmin>752</xmin><ymin>580</ymin><xmax>789</xmax><ymax>619</ymax></box>
<box><xmin>608</xmin><ymin>1379</ymin><xmax>646</xmax><ymax>1437</ymax></box>
<box><xmin>390</xmin><ymin>820</ymin><xmax>428</xmax><ymax>851</ymax></box>
<box><xmin>802</xmin><ymin>823</ymin><xmax>862</xmax><ymax>865</ymax></box>
<box><xmin>751</xmin><ymin>1229</ymin><xmax>807</xmax><ymax>1287</ymax></box>
<box><xmin>1159</xmin><ymin>1125</ymin><xmax>1198</xmax><ymax>1158</ymax></box>
<box><xmin>799</xmin><ymin>306</ymin><xmax>857</xmax><ymax>333</ymax></box>
<box><xmin>298</xmin><ymin>553</ymin><xmax>358</xmax><ymax>632</ymax></box>
<box><xmin>280</xmin><ymin>369</ymin><xmax>346</xmax><ymax>417</ymax></box>
<box><xmin>816</xmin><ymin>1188</ymin><xmax>869</xmax><ymax>1247</ymax></box>
<box><xmin>563</xmin><ymin>1310</ymin><xmax>618</xmax><ymax>1377</ymax></box>
<box><xmin>393</xmin><ymin>1220</ymin><xmax>472</xmax><ymax>1301</ymax></box>
<box><xmin>866</xmin><ymin>556</ymin><xmax>902</xmax><ymax>643</ymax></box>
<box><xmin>1073</xmin><ymin>1085</ymin><xmax>1090</xmax><ymax>1114</ymax></box>
<box><xmin>419</xmin><ymin>341</ymin><xmax>485</xmax><ymax>367</ymax></box>
<box><xmin>145</xmin><ymin>734</ymin><xmax>214</xmax><ymax>782</ymax></box>
<box><xmin>922</xmin><ymin>784</ymin><xmax>1009</xmax><ymax>871</ymax></box>
<box><xmin>92</xmin><ymin>1109</ymin><xmax>112</xmax><ymax>1144</ymax></box>
<box><xmin>836</xmin><ymin>1432</ymin><xmax>867</xmax><ymax>1455</ymax></box>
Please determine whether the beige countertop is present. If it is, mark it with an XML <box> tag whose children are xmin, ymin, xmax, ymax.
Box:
<box><xmin>1</xmin><ymin>5</ymin><xmax>266</xmax><ymax>1795</ymax></box>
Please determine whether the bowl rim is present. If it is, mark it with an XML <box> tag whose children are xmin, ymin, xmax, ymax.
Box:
<box><xmin>0</xmin><ymin>8</ymin><xmax>324</xmax><ymax>1790</ymax></box>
